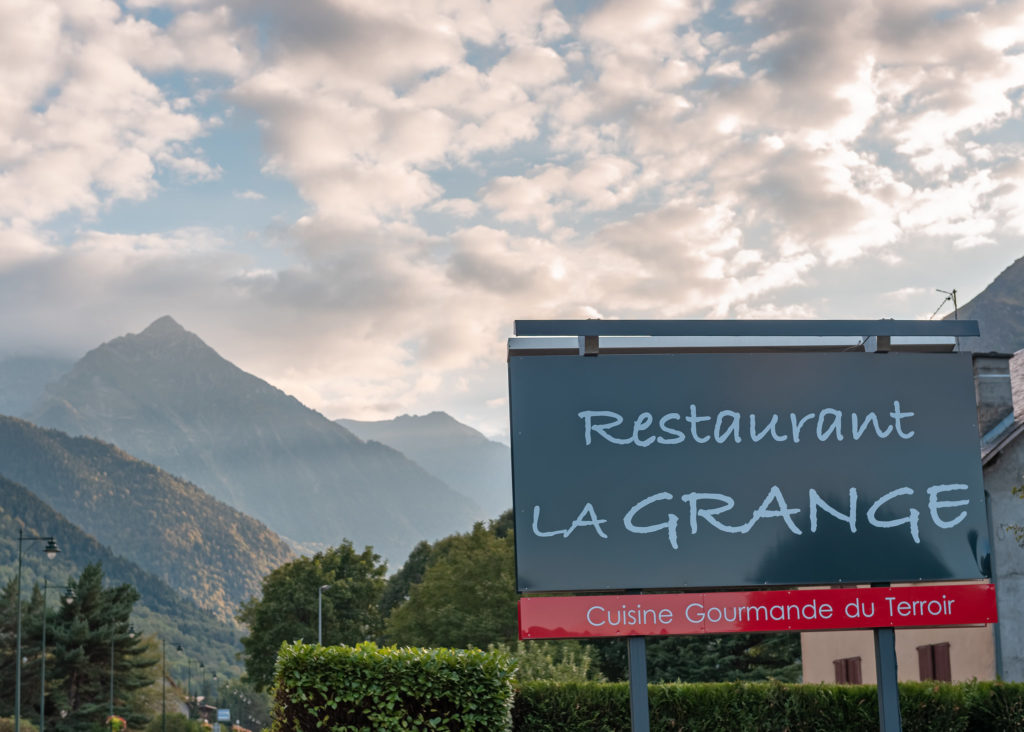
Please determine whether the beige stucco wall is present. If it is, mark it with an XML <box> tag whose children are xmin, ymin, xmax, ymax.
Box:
<box><xmin>801</xmin><ymin>624</ymin><xmax>996</xmax><ymax>684</ymax></box>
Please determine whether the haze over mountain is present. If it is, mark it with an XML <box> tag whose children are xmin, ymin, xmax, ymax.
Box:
<box><xmin>0</xmin><ymin>356</ymin><xmax>75</xmax><ymax>418</ymax></box>
<box><xmin>0</xmin><ymin>475</ymin><xmax>244</xmax><ymax>677</ymax></box>
<box><xmin>337</xmin><ymin>412</ymin><xmax>511</xmax><ymax>521</ymax></box>
<box><xmin>955</xmin><ymin>254</ymin><xmax>1024</xmax><ymax>354</ymax></box>
<box><xmin>0</xmin><ymin>415</ymin><xmax>294</xmax><ymax>623</ymax></box>
<box><xmin>26</xmin><ymin>316</ymin><xmax>479</xmax><ymax>567</ymax></box>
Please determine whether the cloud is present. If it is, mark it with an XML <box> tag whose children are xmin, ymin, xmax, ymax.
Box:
<box><xmin>0</xmin><ymin>223</ymin><xmax>59</xmax><ymax>271</ymax></box>
<box><xmin>0</xmin><ymin>0</ymin><xmax>236</xmax><ymax>224</ymax></box>
<box><xmin>3</xmin><ymin>0</ymin><xmax>1024</xmax><ymax>440</ymax></box>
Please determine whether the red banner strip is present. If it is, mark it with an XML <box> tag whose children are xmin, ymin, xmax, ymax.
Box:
<box><xmin>518</xmin><ymin>584</ymin><xmax>997</xmax><ymax>640</ymax></box>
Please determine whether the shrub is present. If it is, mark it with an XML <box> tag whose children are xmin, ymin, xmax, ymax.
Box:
<box><xmin>489</xmin><ymin>640</ymin><xmax>605</xmax><ymax>683</ymax></box>
<box><xmin>270</xmin><ymin>641</ymin><xmax>515</xmax><ymax>731</ymax></box>
<box><xmin>0</xmin><ymin>718</ymin><xmax>40</xmax><ymax>732</ymax></box>
<box><xmin>142</xmin><ymin>714</ymin><xmax>204</xmax><ymax>732</ymax></box>
<box><xmin>513</xmin><ymin>679</ymin><xmax>1024</xmax><ymax>731</ymax></box>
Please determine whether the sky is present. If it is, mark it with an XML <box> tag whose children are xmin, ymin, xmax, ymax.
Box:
<box><xmin>1</xmin><ymin>0</ymin><xmax>1023</xmax><ymax>441</ymax></box>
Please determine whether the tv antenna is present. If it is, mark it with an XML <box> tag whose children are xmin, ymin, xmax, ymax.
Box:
<box><xmin>931</xmin><ymin>288</ymin><xmax>958</xmax><ymax>320</ymax></box>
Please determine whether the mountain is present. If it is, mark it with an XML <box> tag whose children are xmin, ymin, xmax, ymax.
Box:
<box><xmin>25</xmin><ymin>316</ymin><xmax>479</xmax><ymax>567</ymax></box>
<box><xmin>953</xmin><ymin>255</ymin><xmax>1024</xmax><ymax>354</ymax></box>
<box><xmin>0</xmin><ymin>415</ymin><xmax>294</xmax><ymax>623</ymax></box>
<box><xmin>0</xmin><ymin>356</ymin><xmax>75</xmax><ymax>417</ymax></box>
<box><xmin>0</xmin><ymin>475</ymin><xmax>243</xmax><ymax>678</ymax></box>
<box><xmin>337</xmin><ymin>412</ymin><xmax>511</xmax><ymax>521</ymax></box>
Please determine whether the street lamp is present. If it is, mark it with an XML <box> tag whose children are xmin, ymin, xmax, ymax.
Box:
<box><xmin>318</xmin><ymin>584</ymin><xmax>330</xmax><ymax>645</ymax></box>
<box><xmin>161</xmin><ymin>639</ymin><xmax>167</xmax><ymax>732</ymax></box>
<box><xmin>40</xmin><ymin>580</ymin><xmax>74</xmax><ymax>732</ymax></box>
<box><xmin>14</xmin><ymin>529</ymin><xmax>59</xmax><ymax>732</ymax></box>
<box><xmin>177</xmin><ymin>644</ymin><xmax>193</xmax><ymax>718</ymax></box>
<box><xmin>110</xmin><ymin>624</ymin><xmax>136</xmax><ymax>728</ymax></box>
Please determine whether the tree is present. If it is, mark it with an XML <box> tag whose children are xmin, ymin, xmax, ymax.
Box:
<box><xmin>384</xmin><ymin>523</ymin><xmax>517</xmax><ymax>648</ymax></box>
<box><xmin>378</xmin><ymin>508</ymin><xmax>511</xmax><ymax>619</ymax></box>
<box><xmin>46</xmin><ymin>563</ymin><xmax>154</xmax><ymax>731</ymax></box>
<box><xmin>237</xmin><ymin>541</ymin><xmax>387</xmax><ymax>690</ymax></box>
<box><xmin>589</xmin><ymin>632</ymin><xmax>801</xmax><ymax>683</ymax></box>
<box><xmin>379</xmin><ymin>541</ymin><xmax>432</xmax><ymax>617</ymax></box>
<box><xmin>0</xmin><ymin>578</ymin><xmax>46</xmax><ymax>720</ymax></box>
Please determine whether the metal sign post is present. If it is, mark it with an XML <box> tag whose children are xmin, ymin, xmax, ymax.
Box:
<box><xmin>627</xmin><ymin>636</ymin><xmax>650</xmax><ymax>732</ymax></box>
<box><xmin>874</xmin><ymin>626</ymin><xmax>901</xmax><ymax>732</ymax></box>
<box><xmin>873</xmin><ymin>581</ymin><xmax>901</xmax><ymax>732</ymax></box>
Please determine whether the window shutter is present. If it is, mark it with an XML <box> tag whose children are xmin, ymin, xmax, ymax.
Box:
<box><xmin>917</xmin><ymin>645</ymin><xmax>934</xmax><ymax>680</ymax></box>
<box><xmin>834</xmin><ymin>659</ymin><xmax>848</xmax><ymax>684</ymax></box>
<box><xmin>848</xmin><ymin>656</ymin><xmax>862</xmax><ymax>684</ymax></box>
<box><xmin>933</xmin><ymin>642</ymin><xmax>951</xmax><ymax>682</ymax></box>
<box><xmin>834</xmin><ymin>657</ymin><xmax>861</xmax><ymax>684</ymax></box>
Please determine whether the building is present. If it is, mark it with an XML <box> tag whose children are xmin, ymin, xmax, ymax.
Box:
<box><xmin>800</xmin><ymin>352</ymin><xmax>1024</xmax><ymax>683</ymax></box>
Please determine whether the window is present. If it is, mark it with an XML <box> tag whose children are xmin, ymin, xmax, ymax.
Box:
<box><xmin>917</xmin><ymin>642</ymin><xmax>951</xmax><ymax>681</ymax></box>
<box><xmin>834</xmin><ymin>656</ymin><xmax>862</xmax><ymax>684</ymax></box>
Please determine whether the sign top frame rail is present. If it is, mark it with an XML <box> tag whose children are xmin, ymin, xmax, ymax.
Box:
<box><xmin>513</xmin><ymin>319</ymin><xmax>980</xmax><ymax>338</ymax></box>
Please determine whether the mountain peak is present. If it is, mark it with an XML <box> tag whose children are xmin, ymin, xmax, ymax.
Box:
<box><xmin>139</xmin><ymin>315</ymin><xmax>187</xmax><ymax>338</ymax></box>
<box><xmin>126</xmin><ymin>315</ymin><xmax>214</xmax><ymax>358</ymax></box>
<box><xmin>27</xmin><ymin>321</ymin><xmax>478</xmax><ymax>567</ymax></box>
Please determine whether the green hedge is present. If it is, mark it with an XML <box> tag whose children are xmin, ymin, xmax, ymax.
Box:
<box><xmin>270</xmin><ymin>643</ymin><xmax>1024</xmax><ymax>731</ymax></box>
<box><xmin>512</xmin><ymin>680</ymin><xmax>1024</xmax><ymax>731</ymax></box>
<box><xmin>270</xmin><ymin>641</ymin><xmax>515</xmax><ymax>731</ymax></box>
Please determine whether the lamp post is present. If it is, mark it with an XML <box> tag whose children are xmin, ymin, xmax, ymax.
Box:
<box><xmin>199</xmin><ymin>662</ymin><xmax>205</xmax><ymax>711</ymax></box>
<box><xmin>14</xmin><ymin>528</ymin><xmax>60</xmax><ymax>732</ymax></box>
<box><xmin>110</xmin><ymin>624</ymin><xmax>136</xmax><ymax>729</ymax></box>
<box><xmin>318</xmin><ymin>584</ymin><xmax>329</xmax><ymax>645</ymax></box>
<box><xmin>161</xmin><ymin>639</ymin><xmax>166</xmax><ymax>732</ymax></box>
<box><xmin>40</xmin><ymin>580</ymin><xmax>74</xmax><ymax>732</ymax></box>
<box><xmin>177</xmin><ymin>644</ymin><xmax>194</xmax><ymax>718</ymax></box>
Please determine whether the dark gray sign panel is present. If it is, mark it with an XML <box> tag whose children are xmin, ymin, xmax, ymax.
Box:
<box><xmin>509</xmin><ymin>352</ymin><xmax>989</xmax><ymax>593</ymax></box>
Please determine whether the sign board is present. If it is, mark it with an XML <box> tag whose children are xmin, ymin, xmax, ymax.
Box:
<box><xmin>509</xmin><ymin>352</ymin><xmax>989</xmax><ymax>592</ymax></box>
<box><xmin>217</xmin><ymin>709</ymin><xmax>231</xmax><ymax>723</ymax></box>
<box><xmin>519</xmin><ymin>584</ymin><xmax>997</xmax><ymax>639</ymax></box>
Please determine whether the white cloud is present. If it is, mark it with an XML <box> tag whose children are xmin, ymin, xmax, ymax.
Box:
<box><xmin>0</xmin><ymin>0</ymin><xmax>233</xmax><ymax>224</ymax></box>
<box><xmin>490</xmin><ymin>45</ymin><xmax>567</xmax><ymax>88</ymax></box>
<box><xmin>3</xmin><ymin>0</ymin><xmax>1024</xmax><ymax>439</ymax></box>
<box><xmin>429</xmin><ymin>197</ymin><xmax>479</xmax><ymax>218</ymax></box>
<box><xmin>0</xmin><ymin>223</ymin><xmax>58</xmax><ymax>271</ymax></box>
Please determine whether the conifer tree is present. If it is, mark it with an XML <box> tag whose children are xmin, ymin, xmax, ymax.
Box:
<box><xmin>46</xmin><ymin>563</ymin><xmax>154</xmax><ymax>731</ymax></box>
<box><xmin>0</xmin><ymin>578</ymin><xmax>46</xmax><ymax>720</ymax></box>
<box><xmin>0</xmin><ymin>578</ymin><xmax>19</xmax><ymax>717</ymax></box>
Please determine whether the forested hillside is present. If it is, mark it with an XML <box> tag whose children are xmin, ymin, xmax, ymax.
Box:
<box><xmin>0</xmin><ymin>415</ymin><xmax>294</xmax><ymax>623</ymax></box>
<box><xmin>0</xmin><ymin>475</ymin><xmax>243</xmax><ymax>677</ymax></box>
